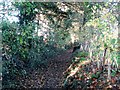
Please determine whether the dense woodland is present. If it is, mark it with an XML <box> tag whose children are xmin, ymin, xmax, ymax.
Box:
<box><xmin>0</xmin><ymin>1</ymin><xmax>120</xmax><ymax>89</ymax></box>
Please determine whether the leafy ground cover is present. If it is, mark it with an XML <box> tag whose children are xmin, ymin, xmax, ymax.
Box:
<box><xmin>63</xmin><ymin>51</ymin><xmax>120</xmax><ymax>89</ymax></box>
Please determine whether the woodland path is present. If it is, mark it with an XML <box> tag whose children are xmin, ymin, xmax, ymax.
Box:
<box><xmin>19</xmin><ymin>49</ymin><xmax>73</xmax><ymax>88</ymax></box>
<box><xmin>42</xmin><ymin>49</ymin><xmax>73</xmax><ymax>88</ymax></box>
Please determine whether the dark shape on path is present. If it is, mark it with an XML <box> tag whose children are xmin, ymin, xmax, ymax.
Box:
<box><xmin>72</xmin><ymin>45</ymin><xmax>80</xmax><ymax>53</ymax></box>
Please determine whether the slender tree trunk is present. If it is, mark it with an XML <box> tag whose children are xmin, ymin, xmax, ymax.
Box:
<box><xmin>108</xmin><ymin>61</ymin><xmax>111</xmax><ymax>80</ymax></box>
<box><xmin>103</xmin><ymin>47</ymin><xmax>107</xmax><ymax>66</ymax></box>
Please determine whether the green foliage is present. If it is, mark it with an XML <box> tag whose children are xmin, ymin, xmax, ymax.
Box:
<box><xmin>76</xmin><ymin>52</ymin><xmax>89</xmax><ymax>57</ymax></box>
<box><xmin>111</xmin><ymin>70</ymin><xmax>117</xmax><ymax>77</ymax></box>
<box><xmin>82</xmin><ymin>2</ymin><xmax>104</xmax><ymax>25</ymax></box>
<box><xmin>118</xmin><ymin>52</ymin><xmax>120</xmax><ymax>65</ymax></box>
<box><xmin>80</xmin><ymin>57</ymin><xmax>86</xmax><ymax>61</ymax></box>
<box><xmin>91</xmin><ymin>71</ymin><xmax>101</xmax><ymax>79</ymax></box>
<box><xmin>14</xmin><ymin>2</ymin><xmax>37</xmax><ymax>25</ymax></box>
<box><xmin>27</xmin><ymin>36</ymin><xmax>61</xmax><ymax>68</ymax></box>
<box><xmin>1</xmin><ymin>19</ymin><xmax>62</xmax><ymax>88</ymax></box>
<box><xmin>2</xmin><ymin>21</ymin><xmax>26</xmax><ymax>88</ymax></box>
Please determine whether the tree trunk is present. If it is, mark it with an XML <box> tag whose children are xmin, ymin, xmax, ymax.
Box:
<box><xmin>103</xmin><ymin>47</ymin><xmax>107</xmax><ymax>66</ymax></box>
